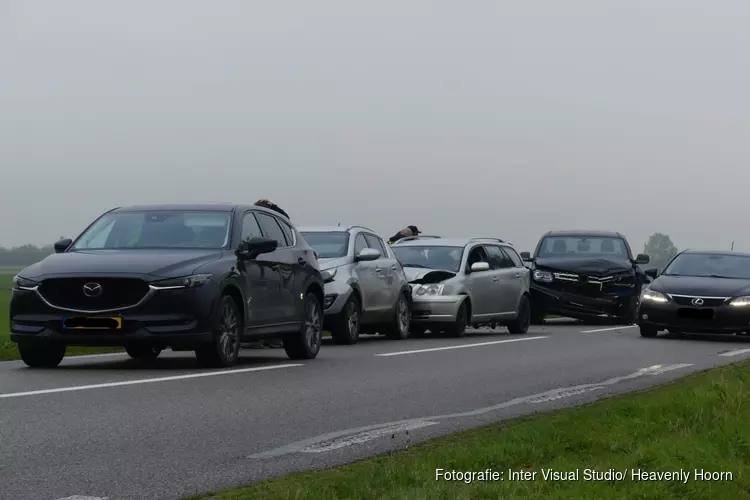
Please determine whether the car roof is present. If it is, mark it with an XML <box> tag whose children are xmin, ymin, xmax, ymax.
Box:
<box><xmin>543</xmin><ymin>229</ymin><xmax>624</xmax><ymax>238</ymax></box>
<box><xmin>297</xmin><ymin>225</ymin><xmax>378</xmax><ymax>234</ymax></box>
<box><xmin>112</xmin><ymin>203</ymin><xmax>239</xmax><ymax>213</ymax></box>
<box><xmin>391</xmin><ymin>237</ymin><xmax>508</xmax><ymax>248</ymax></box>
<box><xmin>681</xmin><ymin>249</ymin><xmax>750</xmax><ymax>258</ymax></box>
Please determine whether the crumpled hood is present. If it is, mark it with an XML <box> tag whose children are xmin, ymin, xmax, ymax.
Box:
<box><xmin>19</xmin><ymin>249</ymin><xmax>223</xmax><ymax>279</ymax></box>
<box><xmin>535</xmin><ymin>256</ymin><xmax>633</xmax><ymax>276</ymax></box>
<box><xmin>651</xmin><ymin>275</ymin><xmax>750</xmax><ymax>297</ymax></box>
<box><xmin>317</xmin><ymin>257</ymin><xmax>350</xmax><ymax>271</ymax></box>
<box><xmin>404</xmin><ymin>267</ymin><xmax>457</xmax><ymax>284</ymax></box>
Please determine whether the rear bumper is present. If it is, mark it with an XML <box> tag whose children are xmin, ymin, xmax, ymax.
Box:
<box><xmin>411</xmin><ymin>295</ymin><xmax>463</xmax><ymax>323</ymax></box>
<box><xmin>10</xmin><ymin>329</ymin><xmax>212</xmax><ymax>347</ymax></box>
<box><xmin>638</xmin><ymin>300</ymin><xmax>750</xmax><ymax>334</ymax></box>
<box><xmin>531</xmin><ymin>283</ymin><xmax>634</xmax><ymax>318</ymax></box>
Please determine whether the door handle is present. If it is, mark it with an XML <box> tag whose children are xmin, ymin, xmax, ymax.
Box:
<box><xmin>297</xmin><ymin>257</ymin><xmax>307</xmax><ymax>266</ymax></box>
<box><xmin>270</xmin><ymin>264</ymin><xmax>280</xmax><ymax>272</ymax></box>
<box><xmin>391</xmin><ymin>265</ymin><xmax>398</xmax><ymax>271</ymax></box>
<box><xmin>375</xmin><ymin>266</ymin><xmax>382</xmax><ymax>273</ymax></box>
<box><xmin>515</xmin><ymin>273</ymin><xmax>522</xmax><ymax>279</ymax></box>
<box><xmin>492</xmin><ymin>277</ymin><xmax>500</xmax><ymax>282</ymax></box>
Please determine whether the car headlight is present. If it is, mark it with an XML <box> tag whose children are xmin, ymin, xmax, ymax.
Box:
<box><xmin>12</xmin><ymin>275</ymin><xmax>39</xmax><ymax>291</ymax></box>
<box><xmin>728</xmin><ymin>296</ymin><xmax>750</xmax><ymax>307</ymax></box>
<box><xmin>415</xmin><ymin>284</ymin><xmax>445</xmax><ymax>296</ymax></box>
<box><xmin>641</xmin><ymin>289</ymin><xmax>669</xmax><ymax>303</ymax></box>
<box><xmin>150</xmin><ymin>274</ymin><xmax>212</xmax><ymax>290</ymax></box>
<box><xmin>533</xmin><ymin>270</ymin><xmax>553</xmax><ymax>283</ymax></box>
<box><xmin>321</xmin><ymin>267</ymin><xmax>337</xmax><ymax>283</ymax></box>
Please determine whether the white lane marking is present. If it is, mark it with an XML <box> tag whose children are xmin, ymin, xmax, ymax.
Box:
<box><xmin>65</xmin><ymin>352</ymin><xmax>128</xmax><ymax>360</ymax></box>
<box><xmin>300</xmin><ymin>420</ymin><xmax>438</xmax><ymax>453</ymax></box>
<box><xmin>56</xmin><ymin>496</ymin><xmax>109</xmax><ymax>500</ymax></box>
<box><xmin>580</xmin><ymin>325</ymin><xmax>636</xmax><ymax>333</ymax></box>
<box><xmin>0</xmin><ymin>364</ymin><xmax>304</xmax><ymax>399</ymax></box>
<box><xmin>250</xmin><ymin>362</ymin><xmax>693</xmax><ymax>458</ymax></box>
<box><xmin>375</xmin><ymin>336</ymin><xmax>548</xmax><ymax>357</ymax></box>
<box><xmin>719</xmin><ymin>348</ymin><xmax>750</xmax><ymax>357</ymax></box>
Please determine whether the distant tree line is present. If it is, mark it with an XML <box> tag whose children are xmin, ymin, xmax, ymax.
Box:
<box><xmin>643</xmin><ymin>232</ymin><xmax>678</xmax><ymax>271</ymax></box>
<box><xmin>0</xmin><ymin>243</ymin><xmax>56</xmax><ymax>267</ymax></box>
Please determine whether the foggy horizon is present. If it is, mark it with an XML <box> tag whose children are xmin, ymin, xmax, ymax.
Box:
<box><xmin>2</xmin><ymin>0</ymin><xmax>749</xmax><ymax>253</ymax></box>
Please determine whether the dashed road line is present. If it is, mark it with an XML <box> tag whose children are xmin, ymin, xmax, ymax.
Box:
<box><xmin>0</xmin><ymin>363</ymin><xmax>304</xmax><ymax>399</ymax></box>
<box><xmin>719</xmin><ymin>348</ymin><xmax>750</xmax><ymax>357</ymax></box>
<box><xmin>375</xmin><ymin>336</ymin><xmax>548</xmax><ymax>357</ymax></box>
<box><xmin>580</xmin><ymin>325</ymin><xmax>636</xmax><ymax>333</ymax></box>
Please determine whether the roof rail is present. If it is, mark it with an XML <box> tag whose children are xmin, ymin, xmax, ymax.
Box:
<box><xmin>391</xmin><ymin>235</ymin><xmax>442</xmax><ymax>244</ymax></box>
<box><xmin>469</xmin><ymin>237</ymin><xmax>505</xmax><ymax>243</ymax></box>
<box><xmin>346</xmin><ymin>225</ymin><xmax>377</xmax><ymax>233</ymax></box>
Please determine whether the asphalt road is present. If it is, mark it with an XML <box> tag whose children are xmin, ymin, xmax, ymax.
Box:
<box><xmin>2</xmin><ymin>321</ymin><xmax>750</xmax><ymax>500</ymax></box>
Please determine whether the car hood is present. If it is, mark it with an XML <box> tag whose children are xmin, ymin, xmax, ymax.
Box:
<box><xmin>535</xmin><ymin>256</ymin><xmax>633</xmax><ymax>276</ymax></box>
<box><xmin>651</xmin><ymin>275</ymin><xmax>750</xmax><ymax>297</ymax></box>
<box><xmin>19</xmin><ymin>249</ymin><xmax>224</xmax><ymax>279</ymax></box>
<box><xmin>404</xmin><ymin>267</ymin><xmax>457</xmax><ymax>284</ymax></box>
<box><xmin>318</xmin><ymin>257</ymin><xmax>350</xmax><ymax>271</ymax></box>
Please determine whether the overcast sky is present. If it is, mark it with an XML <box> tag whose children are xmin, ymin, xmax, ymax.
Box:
<box><xmin>2</xmin><ymin>0</ymin><xmax>749</xmax><ymax>253</ymax></box>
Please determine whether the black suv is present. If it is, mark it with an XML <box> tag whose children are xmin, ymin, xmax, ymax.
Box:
<box><xmin>10</xmin><ymin>204</ymin><xmax>325</xmax><ymax>368</ymax></box>
<box><xmin>520</xmin><ymin>230</ymin><xmax>650</xmax><ymax>323</ymax></box>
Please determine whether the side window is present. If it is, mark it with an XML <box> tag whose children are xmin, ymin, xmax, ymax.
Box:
<box><xmin>484</xmin><ymin>245</ymin><xmax>514</xmax><ymax>269</ymax></box>
<box><xmin>278</xmin><ymin>219</ymin><xmax>295</xmax><ymax>246</ymax></box>
<box><xmin>504</xmin><ymin>246</ymin><xmax>524</xmax><ymax>267</ymax></box>
<box><xmin>256</xmin><ymin>212</ymin><xmax>288</xmax><ymax>246</ymax></box>
<box><xmin>354</xmin><ymin>234</ymin><xmax>368</xmax><ymax>255</ymax></box>
<box><xmin>466</xmin><ymin>245</ymin><xmax>490</xmax><ymax>271</ymax></box>
<box><xmin>363</xmin><ymin>234</ymin><xmax>386</xmax><ymax>257</ymax></box>
<box><xmin>241</xmin><ymin>212</ymin><xmax>263</xmax><ymax>240</ymax></box>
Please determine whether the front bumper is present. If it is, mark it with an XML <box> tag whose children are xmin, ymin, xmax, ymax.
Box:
<box><xmin>638</xmin><ymin>300</ymin><xmax>750</xmax><ymax>334</ymax></box>
<box><xmin>410</xmin><ymin>295</ymin><xmax>464</xmax><ymax>323</ymax></box>
<box><xmin>531</xmin><ymin>282</ymin><xmax>635</xmax><ymax>318</ymax></box>
<box><xmin>321</xmin><ymin>282</ymin><xmax>354</xmax><ymax>315</ymax></box>
<box><xmin>10</xmin><ymin>287</ymin><xmax>216</xmax><ymax>348</ymax></box>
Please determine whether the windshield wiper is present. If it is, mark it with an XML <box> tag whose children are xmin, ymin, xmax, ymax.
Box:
<box><xmin>403</xmin><ymin>264</ymin><xmax>431</xmax><ymax>269</ymax></box>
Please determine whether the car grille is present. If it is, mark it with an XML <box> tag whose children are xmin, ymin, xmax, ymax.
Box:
<box><xmin>670</xmin><ymin>295</ymin><xmax>728</xmax><ymax>307</ymax></box>
<box><xmin>38</xmin><ymin>278</ymin><xmax>151</xmax><ymax>311</ymax></box>
<box><xmin>546</xmin><ymin>271</ymin><xmax>634</xmax><ymax>298</ymax></box>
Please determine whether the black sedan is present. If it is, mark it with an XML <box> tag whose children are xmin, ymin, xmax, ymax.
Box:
<box><xmin>10</xmin><ymin>203</ymin><xmax>325</xmax><ymax>368</ymax></box>
<box><xmin>638</xmin><ymin>250</ymin><xmax>750</xmax><ymax>337</ymax></box>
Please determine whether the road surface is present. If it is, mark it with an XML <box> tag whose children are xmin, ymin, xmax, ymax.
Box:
<box><xmin>1</xmin><ymin>321</ymin><xmax>749</xmax><ymax>500</ymax></box>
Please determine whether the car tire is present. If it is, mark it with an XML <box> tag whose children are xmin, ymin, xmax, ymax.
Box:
<box><xmin>195</xmin><ymin>294</ymin><xmax>242</xmax><ymax>368</ymax></box>
<box><xmin>444</xmin><ymin>301</ymin><xmax>468</xmax><ymax>337</ymax></box>
<box><xmin>18</xmin><ymin>342</ymin><xmax>66</xmax><ymax>368</ymax></box>
<box><xmin>507</xmin><ymin>295</ymin><xmax>531</xmax><ymax>334</ymax></box>
<box><xmin>284</xmin><ymin>293</ymin><xmax>323</xmax><ymax>359</ymax></box>
<box><xmin>384</xmin><ymin>293</ymin><xmax>411</xmax><ymax>340</ymax></box>
<box><xmin>330</xmin><ymin>295</ymin><xmax>360</xmax><ymax>345</ymax></box>
<box><xmin>640</xmin><ymin>325</ymin><xmax>658</xmax><ymax>338</ymax></box>
<box><xmin>126</xmin><ymin>345</ymin><xmax>162</xmax><ymax>360</ymax></box>
<box><xmin>624</xmin><ymin>295</ymin><xmax>640</xmax><ymax>324</ymax></box>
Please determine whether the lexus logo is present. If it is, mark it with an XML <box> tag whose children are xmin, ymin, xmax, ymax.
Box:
<box><xmin>82</xmin><ymin>282</ymin><xmax>102</xmax><ymax>298</ymax></box>
<box><xmin>691</xmin><ymin>297</ymin><xmax>704</xmax><ymax>306</ymax></box>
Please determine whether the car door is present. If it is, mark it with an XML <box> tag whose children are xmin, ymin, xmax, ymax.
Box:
<box><xmin>239</xmin><ymin>211</ymin><xmax>271</xmax><ymax>327</ymax></box>
<box><xmin>504</xmin><ymin>245</ymin><xmax>531</xmax><ymax>298</ymax></box>
<box><xmin>352</xmin><ymin>232</ymin><xmax>382</xmax><ymax>314</ymax></box>
<box><xmin>484</xmin><ymin>244</ymin><xmax>522</xmax><ymax>315</ymax></box>
<box><xmin>254</xmin><ymin>211</ymin><xmax>291</xmax><ymax>325</ymax></box>
<box><xmin>276</xmin><ymin>217</ymin><xmax>316</xmax><ymax>322</ymax></box>
<box><xmin>464</xmin><ymin>245</ymin><xmax>495</xmax><ymax>319</ymax></box>
<box><xmin>364</xmin><ymin>233</ymin><xmax>394</xmax><ymax>309</ymax></box>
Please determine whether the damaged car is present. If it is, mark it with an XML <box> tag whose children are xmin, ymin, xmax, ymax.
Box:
<box><xmin>299</xmin><ymin>225</ymin><xmax>412</xmax><ymax>344</ymax></box>
<box><xmin>391</xmin><ymin>237</ymin><xmax>531</xmax><ymax>337</ymax></box>
<box><xmin>520</xmin><ymin>230</ymin><xmax>650</xmax><ymax>324</ymax></box>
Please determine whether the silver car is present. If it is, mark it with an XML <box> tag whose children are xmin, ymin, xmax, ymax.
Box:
<box><xmin>298</xmin><ymin>225</ymin><xmax>412</xmax><ymax>344</ymax></box>
<box><xmin>390</xmin><ymin>237</ymin><xmax>531</xmax><ymax>337</ymax></box>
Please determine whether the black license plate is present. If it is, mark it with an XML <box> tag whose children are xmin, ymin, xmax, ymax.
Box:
<box><xmin>677</xmin><ymin>308</ymin><xmax>714</xmax><ymax>320</ymax></box>
<box><xmin>62</xmin><ymin>316</ymin><xmax>123</xmax><ymax>330</ymax></box>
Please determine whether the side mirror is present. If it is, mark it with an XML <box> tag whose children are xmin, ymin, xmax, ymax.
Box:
<box><xmin>321</xmin><ymin>270</ymin><xmax>335</xmax><ymax>283</ymax></box>
<box><xmin>54</xmin><ymin>238</ymin><xmax>72</xmax><ymax>253</ymax></box>
<box><xmin>236</xmin><ymin>236</ymin><xmax>277</xmax><ymax>260</ymax></box>
<box><xmin>355</xmin><ymin>248</ymin><xmax>381</xmax><ymax>262</ymax></box>
<box><xmin>635</xmin><ymin>253</ymin><xmax>650</xmax><ymax>265</ymax></box>
<box><xmin>644</xmin><ymin>267</ymin><xmax>659</xmax><ymax>279</ymax></box>
<box><xmin>470</xmin><ymin>262</ymin><xmax>491</xmax><ymax>273</ymax></box>
<box><xmin>519</xmin><ymin>251</ymin><xmax>532</xmax><ymax>262</ymax></box>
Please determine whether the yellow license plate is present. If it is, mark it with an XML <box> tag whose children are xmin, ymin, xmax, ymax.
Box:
<box><xmin>62</xmin><ymin>317</ymin><xmax>123</xmax><ymax>330</ymax></box>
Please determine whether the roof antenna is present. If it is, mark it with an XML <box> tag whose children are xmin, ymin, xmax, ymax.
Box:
<box><xmin>338</xmin><ymin>222</ymin><xmax>341</xmax><ymax>227</ymax></box>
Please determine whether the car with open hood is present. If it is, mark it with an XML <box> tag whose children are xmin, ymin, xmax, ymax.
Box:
<box><xmin>298</xmin><ymin>225</ymin><xmax>412</xmax><ymax>344</ymax></box>
<box><xmin>10</xmin><ymin>204</ymin><xmax>325</xmax><ymax>368</ymax></box>
<box><xmin>520</xmin><ymin>230</ymin><xmax>650</xmax><ymax>323</ymax></box>
<box><xmin>390</xmin><ymin>237</ymin><xmax>531</xmax><ymax>337</ymax></box>
<box><xmin>638</xmin><ymin>250</ymin><xmax>750</xmax><ymax>337</ymax></box>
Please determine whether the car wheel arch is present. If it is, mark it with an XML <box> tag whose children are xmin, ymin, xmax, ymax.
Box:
<box><xmin>306</xmin><ymin>282</ymin><xmax>325</xmax><ymax>308</ymax></box>
<box><xmin>459</xmin><ymin>294</ymin><xmax>472</xmax><ymax>322</ymax></box>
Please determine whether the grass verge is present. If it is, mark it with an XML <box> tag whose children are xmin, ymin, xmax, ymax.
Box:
<box><xmin>187</xmin><ymin>361</ymin><xmax>750</xmax><ymax>500</ymax></box>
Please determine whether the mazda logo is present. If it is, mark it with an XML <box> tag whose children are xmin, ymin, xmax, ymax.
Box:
<box><xmin>691</xmin><ymin>297</ymin><xmax>704</xmax><ymax>306</ymax></box>
<box><xmin>82</xmin><ymin>282</ymin><xmax>102</xmax><ymax>298</ymax></box>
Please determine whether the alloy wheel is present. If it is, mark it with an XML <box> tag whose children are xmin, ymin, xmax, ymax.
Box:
<box><xmin>218</xmin><ymin>301</ymin><xmax>239</xmax><ymax>361</ymax></box>
<box><xmin>347</xmin><ymin>301</ymin><xmax>359</xmax><ymax>337</ymax></box>
<box><xmin>305</xmin><ymin>300</ymin><xmax>323</xmax><ymax>351</ymax></box>
<box><xmin>397</xmin><ymin>298</ymin><xmax>409</xmax><ymax>333</ymax></box>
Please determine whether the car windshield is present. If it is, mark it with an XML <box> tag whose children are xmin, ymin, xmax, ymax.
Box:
<box><xmin>663</xmin><ymin>253</ymin><xmax>750</xmax><ymax>279</ymax></box>
<box><xmin>70</xmin><ymin>210</ymin><xmax>232</xmax><ymax>250</ymax></box>
<box><xmin>300</xmin><ymin>232</ymin><xmax>350</xmax><ymax>258</ymax></box>
<box><xmin>537</xmin><ymin>236</ymin><xmax>630</xmax><ymax>258</ymax></box>
<box><xmin>392</xmin><ymin>245</ymin><xmax>464</xmax><ymax>273</ymax></box>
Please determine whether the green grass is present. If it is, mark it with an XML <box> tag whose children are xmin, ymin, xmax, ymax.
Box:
<box><xmin>187</xmin><ymin>361</ymin><xmax>750</xmax><ymax>500</ymax></box>
<box><xmin>0</xmin><ymin>274</ymin><xmax>123</xmax><ymax>361</ymax></box>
